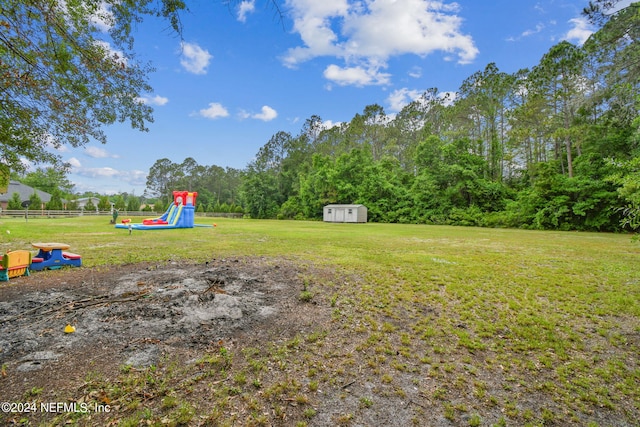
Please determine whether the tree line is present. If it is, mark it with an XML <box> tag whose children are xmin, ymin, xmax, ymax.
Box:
<box><xmin>3</xmin><ymin>1</ymin><xmax>638</xmax><ymax>233</ymax></box>
<box><xmin>7</xmin><ymin>161</ymin><xmax>244</xmax><ymax>215</ymax></box>
<box><xmin>237</xmin><ymin>3</ymin><xmax>639</xmax><ymax>232</ymax></box>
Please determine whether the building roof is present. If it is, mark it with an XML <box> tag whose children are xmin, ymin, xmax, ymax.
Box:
<box><xmin>75</xmin><ymin>197</ymin><xmax>113</xmax><ymax>208</ymax></box>
<box><xmin>324</xmin><ymin>204</ymin><xmax>367</xmax><ymax>208</ymax></box>
<box><xmin>0</xmin><ymin>180</ymin><xmax>52</xmax><ymax>203</ymax></box>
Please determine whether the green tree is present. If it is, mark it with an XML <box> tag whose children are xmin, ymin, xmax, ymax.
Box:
<box><xmin>457</xmin><ymin>63</ymin><xmax>515</xmax><ymax>181</ymax></box>
<box><xmin>298</xmin><ymin>154</ymin><xmax>339</xmax><ymax>219</ymax></box>
<box><xmin>127</xmin><ymin>195</ymin><xmax>141</xmax><ymax>211</ymax></box>
<box><xmin>29</xmin><ymin>191</ymin><xmax>42</xmax><ymax>209</ymax></box>
<box><xmin>7</xmin><ymin>192</ymin><xmax>21</xmax><ymax>209</ymax></box>
<box><xmin>67</xmin><ymin>199</ymin><xmax>79</xmax><ymax>210</ymax></box>
<box><xmin>240</xmin><ymin>164</ymin><xmax>282</xmax><ymax>219</ymax></box>
<box><xmin>98</xmin><ymin>195</ymin><xmax>112</xmax><ymax>211</ymax></box>
<box><xmin>580</xmin><ymin>2</ymin><xmax>639</xmax><ymax>159</ymax></box>
<box><xmin>357</xmin><ymin>156</ymin><xmax>412</xmax><ymax>223</ymax></box>
<box><xmin>21</xmin><ymin>167</ymin><xmax>74</xmax><ymax>194</ymax></box>
<box><xmin>84</xmin><ymin>198</ymin><xmax>96</xmax><ymax>212</ymax></box>
<box><xmin>608</xmin><ymin>156</ymin><xmax>640</xmax><ymax>232</ymax></box>
<box><xmin>529</xmin><ymin>41</ymin><xmax>586</xmax><ymax>178</ymax></box>
<box><xmin>390</xmin><ymin>88</ymin><xmax>450</xmax><ymax>172</ymax></box>
<box><xmin>583</xmin><ymin>2</ymin><xmax>640</xmax><ymax>86</ymax></box>
<box><xmin>177</xmin><ymin>157</ymin><xmax>199</xmax><ymax>191</ymax></box>
<box><xmin>46</xmin><ymin>190</ymin><xmax>64</xmax><ymax>210</ymax></box>
<box><xmin>0</xmin><ymin>0</ymin><xmax>187</xmax><ymax>172</ymax></box>
<box><xmin>145</xmin><ymin>158</ymin><xmax>181</xmax><ymax>202</ymax></box>
<box><xmin>112</xmin><ymin>195</ymin><xmax>126</xmax><ymax>210</ymax></box>
<box><xmin>0</xmin><ymin>164</ymin><xmax>9</xmax><ymax>193</ymax></box>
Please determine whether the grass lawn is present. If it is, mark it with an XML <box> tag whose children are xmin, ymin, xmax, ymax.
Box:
<box><xmin>1</xmin><ymin>215</ymin><xmax>638</xmax><ymax>426</ymax></box>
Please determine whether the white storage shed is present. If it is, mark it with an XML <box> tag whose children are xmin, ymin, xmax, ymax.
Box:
<box><xmin>323</xmin><ymin>204</ymin><xmax>367</xmax><ymax>223</ymax></box>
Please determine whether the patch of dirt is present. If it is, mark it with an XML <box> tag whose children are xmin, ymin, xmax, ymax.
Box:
<box><xmin>0</xmin><ymin>257</ymin><xmax>338</xmax><ymax>423</ymax></box>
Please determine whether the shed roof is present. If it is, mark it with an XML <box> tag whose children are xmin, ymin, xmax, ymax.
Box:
<box><xmin>0</xmin><ymin>180</ymin><xmax>52</xmax><ymax>203</ymax></box>
<box><xmin>324</xmin><ymin>204</ymin><xmax>366</xmax><ymax>208</ymax></box>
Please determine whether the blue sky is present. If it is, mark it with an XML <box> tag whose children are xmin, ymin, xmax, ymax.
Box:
<box><xmin>48</xmin><ymin>0</ymin><xmax>623</xmax><ymax>196</ymax></box>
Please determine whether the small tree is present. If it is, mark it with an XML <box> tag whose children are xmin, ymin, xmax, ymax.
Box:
<box><xmin>98</xmin><ymin>196</ymin><xmax>112</xmax><ymax>211</ymax></box>
<box><xmin>154</xmin><ymin>200</ymin><xmax>166</xmax><ymax>213</ymax></box>
<box><xmin>46</xmin><ymin>190</ymin><xmax>64</xmax><ymax>210</ymax></box>
<box><xmin>7</xmin><ymin>193</ymin><xmax>21</xmax><ymax>210</ymax></box>
<box><xmin>66</xmin><ymin>199</ymin><xmax>79</xmax><ymax>210</ymax></box>
<box><xmin>84</xmin><ymin>199</ymin><xmax>97</xmax><ymax>212</ymax></box>
<box><xmin>127</xmin><ymin>196</ymin><xmax>141</xmax><ymax>211</ymax></box>
<box><xmin>29</xmin><ymin>192</ymin><xmax>42</xmax><ymax>209</ymax></box>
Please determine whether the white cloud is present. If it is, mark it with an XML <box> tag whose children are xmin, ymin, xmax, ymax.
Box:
<box><xmin>239</xmin><ymin>105</ymin><xmax>279</xmax><ymax>121</ymax></box>
<box><xmin>20</xmin><ymin>157</ymin><xmax>34</xmax><ymax>171</ymax></box>
<box><xmin>322</xmin><ymin>120</ymin><xmax>342</xmax><ymax>129</ymax></box>
<box><xmin>57</xmin><ymin>0</ymin><xmax>113</xmax><ymax>33</ymax></box>
<box><xmin>67</xmin><ymin>157</ymin><xmax>82</xmax><ymax>168</ymax></box>
<box><xmin>94</xmin><ymin>40</ymin><xmax>127</xmax><ymax>66</ymax></box>
<box><xmin>506</xmin><ymin>22</ymin><xmax>545</xmax><ymax>42</ymax></box>
<box><xmin>252</xmin><ymin>105</ymin><xmax>278</xmax><ymax>121</ymax></box>
<box><xmin>323</xmin><ymin>64</ymin><xmax>391</xmax><ymax>86</ymax></box>
<box><xmin>72</xmin><ymin>167</ymin><xmax>147</xmax><ymax>187</ymax></box>
<box><xmin>84</xmin><ymin>146</ymin><xmax>119</xmax><ymax>159</ymax></box>
<box><xmin>439</xmin><ymin>91</ymin><xmax>456</xmax><ymax>106</ymax></box>
<box><xmin>45</xmin><ymin>134</ymin><xmax>68</xmax><ymax>152</ymax></box>
<box><xmin>386</xmin><ymin>88</ymin><xmax>456</xmax><ymax>112</ymax></box>
<box><xmin>180</xmin><ymin>42</ymin><xmax>213</xmax><ymax>75</ymax></box>
<box><xmin>89</xmin><ymin>2</ymin><xmax>114</xmax><ymax>32</ymax></box>
<box><xmin>608</xmin><ymin>0</ymin><xmax>634</xmax><ymax>13</ymax></box>
<box><xmin>76</xmin><ymin>166</ymin><xmax>120</xmax><ymax>178</ymax></box>
<box><xmin>199</xmin><ymin>103</ymin><xmax>230</xmax><ymax>119</ymax></box>
<box><xmin>73</xmin><ymin>167</ymin><xmax>145</xmax><ymax>181</ymax></box>
<box><xmin>237</xmin><ymin>0</ymin><xmax>256</xmax><ymax>22</ymax></box>
<box><xmin>283</xmin><ymin>0</ymin><xmax>478</xmax><ymax>86</ymax></box>
<box><xmin>137</xmin><ymin>94</ymin><xmax>169</xmax><ymax>106</ymax></box>
<box><xmin>522</xmin><ymin>23</ymin><xmax>545</xmax><ymax>37</ymax></box>
<box><xmin>67</xmin><ymin>158</ymin><xmax>147</xmax><ymax>193</ymax></box>
<box><xmin>564</xmin><ymin>17</ymin><xmax>593</xmax><ymax>45</ymax></box>
<box><xmin>387</xmin><ymin>88</ymin><xmax>423</xmax><ymax>111</ymax></box>
<box><xmin>408</xmin><ymin>66</ymin><xmax>422</xmax><ymax>78</ymax></box>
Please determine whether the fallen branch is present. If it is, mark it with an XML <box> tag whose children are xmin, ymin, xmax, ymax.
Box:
<box><xmin>201</xmin><ymin>279</ymin><xmax>226</xmax><ymax>295</ymax></box>
<box><xmin>342</xmin><ymin>380</ymin><xmax>356</xmax><ymax>389</ymax></box>
<box><xmin>0</xmin><ymin>292</ymin><xmax>150</xmax><ymax>324</ymax></box>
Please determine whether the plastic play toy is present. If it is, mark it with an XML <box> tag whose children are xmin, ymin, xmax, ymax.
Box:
<box><xmin>0</xmin><ymin>250</ymin><xmax>32</xmax><ymax>281</ymax></box>
<box><xmin>115</xmin><ymin>191</ymin><xmax>200</xmax><ymax>230</ymax></box>
<box><xmin>30</xmin><ymin>242</ymin><xmax>82</xmax><ymax>271</ymax></box>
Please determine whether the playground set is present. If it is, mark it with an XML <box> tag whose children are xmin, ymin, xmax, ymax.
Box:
<box><xmin>30</xmin><ymin>242</ymin><xmax>82</xmax><ymax>271</ymax></box>
<box><xmin>1</xmin><ymin>190</ymin><xmax>206</xmax><ymax>281</ymax></box>
<box><xmin>0</xmin><ymin>250</ymin><xmax>32</xmax><ymax>281</ymax></box>
<box><xmin>0</xmin><ymin>243</ymin><xmax>82</xmax><ymax>281</ymax></box>
<box><xmin>116</xmin><ymin>191</ymin><xmax>204</xmax><ymax>230</ymax></box>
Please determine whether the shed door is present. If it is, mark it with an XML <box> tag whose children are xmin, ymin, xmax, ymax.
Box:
<box><xmin>335</xmin><ymin>208</ymin><xmax>345</xmax><ymax>222</ymax></box>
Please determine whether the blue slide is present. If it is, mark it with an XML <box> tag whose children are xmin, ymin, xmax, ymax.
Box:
<box><xmin>115</xmin><ymin>202</ymin><xmax>194</xmax><ymax>230</ymax></box>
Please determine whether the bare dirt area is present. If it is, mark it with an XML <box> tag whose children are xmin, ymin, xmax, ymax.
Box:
<box><xmin>1</xmin><ymin>257</ymin><xmax>310</xmax><ymax>365</ymax></box>
<box><xmin>0</xmin><ymin>257</ymin><xmax>348</xmax><ymax>425</ymax></box>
